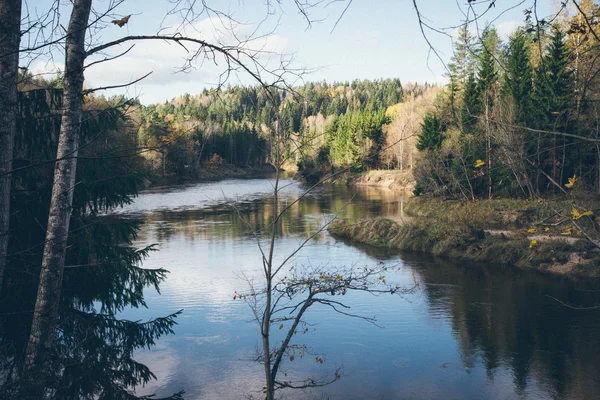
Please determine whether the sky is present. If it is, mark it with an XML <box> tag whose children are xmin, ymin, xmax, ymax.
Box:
<box><xmin>25</xmin><ymin>0</ymin><xmax>555</xmax><ymax>104</ymax></box>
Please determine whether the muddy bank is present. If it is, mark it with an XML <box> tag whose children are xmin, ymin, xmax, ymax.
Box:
<box><xmin>331</xmin><ymin>170</ymin><xmax>414</xmax><ymax>192</ymax></box>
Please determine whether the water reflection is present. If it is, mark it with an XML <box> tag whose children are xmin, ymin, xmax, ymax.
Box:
<box><xmin>414</xmin><ymin>255</ymin><xmax>600</xmax><ymax>400</ymax></box>
<box><xmin>115</xmin><ymin>178</ymin><xmax>600</xmax><ymax>400</ymax></box>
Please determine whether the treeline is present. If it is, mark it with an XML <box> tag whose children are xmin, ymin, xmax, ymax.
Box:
<box><xmin>414</xmin><ymin>4</ymin><xmax>600</xmax><ymax>199</ymax></box>
<box><xmin>137</xmin><ymin>79</ymin><xmax>435</xmax><ymax>178</ymax></box>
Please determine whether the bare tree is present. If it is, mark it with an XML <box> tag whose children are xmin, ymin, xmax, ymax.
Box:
<box><xmin>0</xmin><ymin>0</ymin><xmax>22</xmax><ymax>294</ymax></box>
<box><xmin>229</xmin><ymin>103</ymin><xmax>417</xmax><ymax>400</ymax></box>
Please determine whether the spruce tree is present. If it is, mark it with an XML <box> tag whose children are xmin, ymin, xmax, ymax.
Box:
<box><xmin>461</xmin><ymin>71</ymin><xmax>481</xmax><ymax>134</ymax></box>
<box><xmin>447</xmin><ymin>24</ymin><xmax>475</xmax><ymax>94</ymax></box>
<box><xmin>503</xmin><ymin>30</ymin><xmax>533</xmax><ymax>125</ymax></box>
<box><xmin>533</xmin><ymin>26</ymin><xmax>574</xmax><ymax>189</ymax></box>
<box><xmin>417</xmin><ymin>114</ymin><xmax>444</xmax><ymax>151</ymax></box>
<box><xmin>477</xmin><ymin>27</ymin><xmax>500</xmax><ymax>101</ymax></box>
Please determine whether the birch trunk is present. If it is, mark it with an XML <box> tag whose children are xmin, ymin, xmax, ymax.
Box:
<box><xmin>0</xmin><ymin>0</ymin><xmax>22</xmax><ymax>293</ymax></box>
<box><xmin>21</xmin><ymin>0</ymin><xmax>92</xmax><ymax>395</ymax></box>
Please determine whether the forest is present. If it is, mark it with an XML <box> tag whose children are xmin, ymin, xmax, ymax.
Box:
<box><xmin>2</xmin><ymin>0</ymin><xmax>600</xmax><ymax>399</ymax></box>
<box><xmin>135</xmin><ymin>79</ymin><xmax>431</xmax><ymax>180</ymax></box>
<box><xmin>414</xmin><ymin>6</ymin><xmax>600</xmax><ymax>200</ymax></box>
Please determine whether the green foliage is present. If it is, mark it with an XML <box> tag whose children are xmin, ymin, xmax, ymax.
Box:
<box><xmin>503</xmin><ymin>30</ymin><xmax>534</xmax><ymax>125</ymax></box>
<box><xmin>460</xmin><ymin>71</ymin><xmax>480</xmax><ymax>134</ymax></box>
<box><xmin>0</xmin><ymin>87</ymin><xmax>181</xmax><ymax>399</ymax></box>
<box><xmin>415</xmin><ymin>18</ymin><xmax>600</xmax><ymax>199</ymax></box>
<box><xmin>447</xmin><ymin>24</ymin><xmax>475</xmax><ymax>93</ymax></box>
<box><xmin>477</xmin><ymin>26</ymin><xmax>501</xmax><ymax>110</ymax></box>
<box><xmin>417</xmin><ymin>114</ymin><xmax>444</xmax><ymax>151</ymax></box>
<box><xmin>137</xmin><ymin>79</ymin><xmax>418</xmax><ymax>177</ymax></box>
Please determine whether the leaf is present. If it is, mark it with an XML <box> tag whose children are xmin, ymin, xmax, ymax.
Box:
<box><xmin>562</xmin><ymin>227</ymin><xmax>573</xmax><ymax>236</ymax></box>
<box><xmin>529</xmin><ymin>239</ymin><xmax>538</xmax><ymax>249</ymax></box>
<box><xmin>111</xmin><ymin>15</ymin><xmax>131</xmax><ymax>28</ymax></box>
<box><xmin>474</xmin><ymin>159</ymin><xmax>485</xmax><ymax>168</ymax></box>
<box><xmin>544</xmin><ymin>227</ymin><xmax>550</xmax><ymax>232</ymax></box>
<box><xmin>527</xmin><ymin>228</ymin><xmax>537</xmax><ymax>234</ymax></box>
<box><xmin>565</xmin><ymin>174</ymin><xmax>578</xmax><ymax>188</ymax></box>
<box><xmin>571</xmin><ymin>208</ymin><xmax>593</xmax><ymax>220</ymax></box>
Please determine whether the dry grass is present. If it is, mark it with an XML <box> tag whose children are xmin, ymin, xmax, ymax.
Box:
<box><xmin>329</xmin><ymin>217</ymin><xmax>599</xmax><ymax>278</ymax></box>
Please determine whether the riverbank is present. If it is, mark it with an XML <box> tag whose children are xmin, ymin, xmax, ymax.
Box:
<box><xmin>146</xmin><ymin>164</ymin><xmax>276</xmax><ymax>186</ymax></box>
<box><xmin>331</xmin><ymin>169</ymin><xmax>414</xmax><ymax>192</ymax></box>
<box><xmin>329</xmin><ymin>197</ymin><xmax>600</xmax><ymax>278</ymax></box>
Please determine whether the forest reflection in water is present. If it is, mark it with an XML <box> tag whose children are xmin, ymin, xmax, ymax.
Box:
<box><xmin>112</xmin><ymin>178</ymin><xmax>600</xmax><ymax>400</ymax></box>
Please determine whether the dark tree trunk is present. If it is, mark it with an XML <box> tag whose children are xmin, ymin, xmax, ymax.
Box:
<box><xmin>0</xmin><ymin>0</ymin><xmax>22</xmax><ymax>293</ymax></box>
<box><xmin>21</xmin><ymin>0</ymin><xmax>92</xmax><ymax>396</ymax></box>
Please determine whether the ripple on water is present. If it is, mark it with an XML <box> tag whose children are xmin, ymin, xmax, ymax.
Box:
<box><xmin>115</xmin><ymin>178</ymin><xmax>600</xmax><ymax>400</ymax></box>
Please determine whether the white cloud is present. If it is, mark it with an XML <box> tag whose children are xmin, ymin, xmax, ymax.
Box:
<box><xmin>495</xmin><ymin>20</ymin><xmax>520</xmax><ymax>39</ymax></box>
<box><xmin>29</xmin><ymin>15</ymin><xmax>292</xmax><ymax>104</ymax></box>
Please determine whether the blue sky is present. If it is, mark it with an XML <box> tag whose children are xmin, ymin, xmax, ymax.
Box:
<box><xmin>25</xmin><ymin>0</ymin><xmax>554</xmax><ymax>104</ymax></box>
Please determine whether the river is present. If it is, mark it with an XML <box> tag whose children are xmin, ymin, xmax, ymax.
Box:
<box><xmin>114</xmin><ymin>177</ymin><xmax>600</xmax><ymax>400</ymax></box>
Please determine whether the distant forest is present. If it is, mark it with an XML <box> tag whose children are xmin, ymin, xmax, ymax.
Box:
<box><xmin>135</xmin><ymin>79</ymin><xmax>434</xmax><ymax>178</ymax></box>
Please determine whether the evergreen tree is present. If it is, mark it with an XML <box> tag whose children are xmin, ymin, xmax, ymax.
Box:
<box><xmin>448</xmin><ymin>24</ymin><xmax>475</xmax><ymax>93</ymax></box>
<box><xmin>1</xmin><ymin>88</ymin><xmax>182</xmax><ymax>399</ymax></box>
<box><xmin>461</xmin><ymin>71</ymin><xmax>481</xmax><ymax>134</ymax></box>
<box><xmin>477</xmin><ymin>27</ymin><xmax>500</xmax><ymax>101</ymax></box>
<box><xmin>532</xmin><ymin>26</ymin><xmax>575</xmax><ymax>189</ymax></box>
<box><xmin>503</xmin><ymin>30</ymin><xmax>534</xmax><ymax>125</ymax></box>
<box><xmin>476</xmin><ymin>26</ymin><xmax>501</xmax><ymax>199</ymax></box>
<box><xmin>417</xmin><ymin>114</ymin><xmax>444</xmax><ymax>151</ymax></box>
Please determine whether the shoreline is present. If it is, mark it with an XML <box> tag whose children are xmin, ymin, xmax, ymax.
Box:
<box><xmin>330</xmin><ymin>169</ymin><xmax>415</xmax><ymax>192</ymax></box>
<box><xmin>144</xmin><ymin>164</ymin><xmax>277</xmax><ymax>187</ymax></box>
<box><xmin>329</xmin><ymin>198</ymin><xmax>600</xmax><ymax>279</ymax></box>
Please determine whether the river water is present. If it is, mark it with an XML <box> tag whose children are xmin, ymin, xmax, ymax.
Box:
<box><xmin>115</xmin><ymin>177</ymin><xmax>600</xmax><ymax>400</ymax></box>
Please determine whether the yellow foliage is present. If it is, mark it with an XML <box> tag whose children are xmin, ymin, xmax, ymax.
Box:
<box><xmin>571</xmin><ymin>208</ymin><xmax>593</xmax><ymax>220</ymax></box>
<box><xmin>562</xmin><ymin>227</ymin><xmax>573</xmax><ymax>236</ymax></box>
<box><xmin>565</xmin><ymin>175</ymin><xmax>578</xmax><ymax>188</ymax></box>
<box><xmin>474</xmin><ymin>159</ymin><xmax>485</xmax><ymax>168</ymax></box>
<box><xmin>529</xmin><ymin>240</ymin><xmax>538</xmax><ymax>249</ymax></box>
<box><xmin>527</xmin><ymin>228</ymin><xmax>537</xmax><ymax>234</ymax></box>
<box><xmin>544</xmin><ymin>227</ymin><xmax>550</xmax><ymax>232</ymax></box>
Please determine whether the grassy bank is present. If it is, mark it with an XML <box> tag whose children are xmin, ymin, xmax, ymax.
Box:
<box><xmin>329</xmin><ymin>198</ymin><xmax>600</xmax><ymax>278</ymax></box>
<box><xmin>405</xmin><ymin>196</ymin><xmax>600</xmax><ymax>228</ymax></box>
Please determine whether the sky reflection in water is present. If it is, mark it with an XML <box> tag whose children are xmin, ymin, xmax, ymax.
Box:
<box><xmin>116</xmin><ymin>178</ymin><xmax>600</xmax><ymax>400</ymax></box>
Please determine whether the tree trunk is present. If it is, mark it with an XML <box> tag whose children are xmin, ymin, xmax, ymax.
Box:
<box><xmin>485</xmin><ymin>92</ymin><xmax>492</xmax><ymax>200</ymax></box>
<box><xmin>0</xmin><ymin>0</ymin><xmax>22</xmax><ymax>293</ymax></box>
<box><xmin>21</xmin><ymin>0</ymin><xmax>92</xmax><ymax>396</ymax></box>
